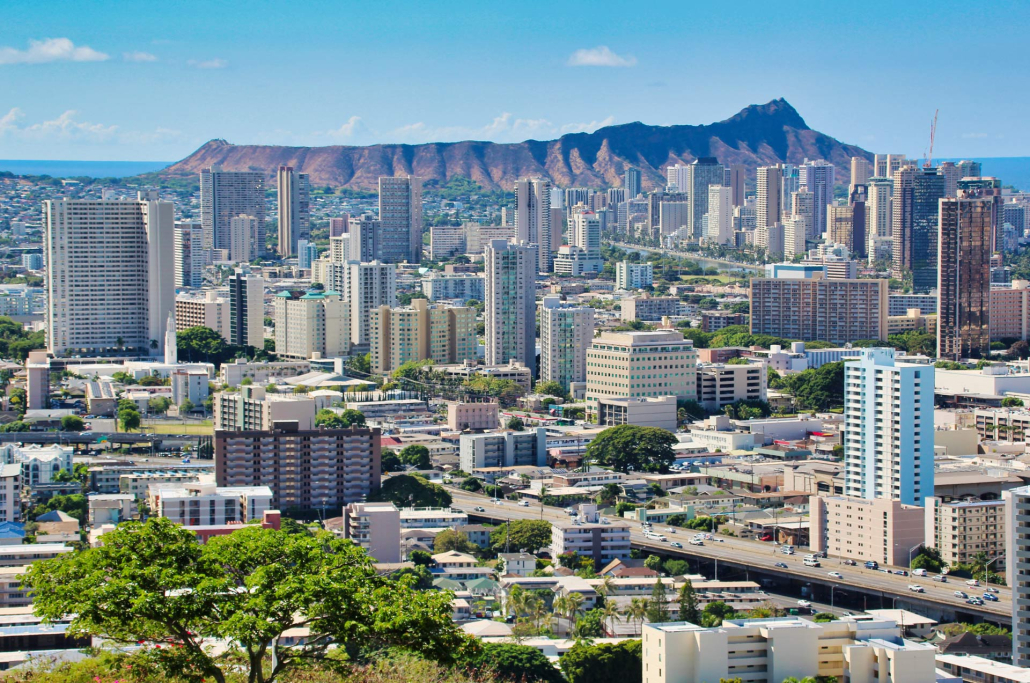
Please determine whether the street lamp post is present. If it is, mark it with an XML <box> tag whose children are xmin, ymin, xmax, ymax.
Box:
<box><xmin>983</xmin><ymin>555</ymin><xmax>1004</xmax><ymax>589</ymax></box>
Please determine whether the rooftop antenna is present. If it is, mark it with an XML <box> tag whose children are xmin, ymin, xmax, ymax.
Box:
<box><xmin>923</xmin><ymin>109</ymin><xmax>939</xmax><ymax>169</ymax></box>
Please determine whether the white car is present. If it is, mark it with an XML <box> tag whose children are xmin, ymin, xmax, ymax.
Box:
<box><xmin>797</xmin><ymin>599</ymin><xmax>811</xmax><ymax>608</ymax></box>
<box><xmin>908</xmin><ymin>585</ymin><xmax>925</xmax><ymax>593</ymax></box>
<box><xmin>828</xmin><ymin>571</ymin><xmax>843</xmax><ymax>579</ymax></box>
<box><xmin>689</xmin><ymin>539</ymin><xmax>704</xmax><ymax>546</ymax></box>
<box><xmin>518</xmin><ymin>501</ymin><xmax>529</xmax><ymax>507</ymax></box>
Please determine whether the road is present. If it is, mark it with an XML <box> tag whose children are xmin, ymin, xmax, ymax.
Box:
<box><xmin>447</xmin><ymin>488</ymin><xmax>1010</xmax><ymax>621</ymax></box>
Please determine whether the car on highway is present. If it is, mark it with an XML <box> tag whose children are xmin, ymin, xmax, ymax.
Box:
<box><xmin>797</xmin><ymin>600</ymin><xmax>811</xmax><ymax>609</ymax></box>
<box><xmin>983</xmin><ymin>593</ymin><xmax>999</xmax><ymax>601</ymax></box>
<box><xmin>966</xmin><ymin>579</ymin><xmax>980</xmax><ymax>587</ymax></box>
<box><xmin>828</xmin><ymin>571</ymin><xmax>843</xmax><ymax>579</ymax></box>
<box><xmin>843</xmin><ymin>559</ymin><xmax>857</xmax><ymax>566</ymax></box>
<box><xmin>474</xmin><ymin>507</ymin><xmax>485</xmax><ymax>512</ymax></box>
<box><xmin>895</xmin><ymin>570</ymin><xmax>908</xmax><ymax>577</ymax></box>
<box><xmin>967</xmin><ymin>597</ymin><xmax>984</xmax><ymax>606</ymax></box>
<box><xmin>953</xmin><ymin>591</ymin><xmax>968</xmax><ymax>599</ymax></box>
<box><xmin>932</xmin><ymin>575</ymin><xmax>948</xmax><ymax>582</ymax></box>
<box><xmin>984</xmin><ymin>587</ymin><xmax>999</xmax><ymax>593</ymax></box>
<box><xmin>493</xmin><ymin>499</ymin><xmax>504</xmax><ymax>505</ymax></box>
<box><xmin>775</xmin><ymin>562</ymin><xmax>788</xmax><ymax>568</ymax></box>
<box><xmin>864</xmin><ymin>561</ymin><xmax>878</xmax><ymax>570</ymax></box>
<box><xmin>688</xmin><ymin>539</ymin><xmax>703</xmax><ymax>546</ymax></box>
<box><xmin>670</xmin><ymin>542</ymin><xmax>683</xmax><ymax>549</ymax></box>
<box><xmin>908</xmin><ymin>585</ymin><xmax>925</xmax><ymax>593</ymax></box>
<box><xmin>518</xmin><ymin>501</ymin><xmax>529</xmax><ymax>507</ymax></box>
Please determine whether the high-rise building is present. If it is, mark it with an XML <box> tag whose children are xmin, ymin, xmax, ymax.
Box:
<box><xmin>229</xmin><ymin>214</ymin><xmax>259</xmax><ymax>263</ymax></box>
<box><xmin>843</xmin><ymin>348</ymin><xmax>933</xmax><ymax>506</ymax></box>
<box><xmin>173</xmin><ymin>221</ymin><xmax>205</xmax><ymax>289</ymax></box>
<box><xmin>484</xmin><ymin>239</ymin><xmax>536</xmax><ymax>374</ymax></box>
<box><xmin>850</xmin><ymin>156</ymin><xmax>870</xmax><ymax>190</ymax></box>
<box><xmin>750</xmin><ymin>276</ymin><xmax>888</xmax><ymax>344</ymax></box>
<box><xmin>345</xmin><ymin>261</ymin><xmax>397</xmax><ymax>348</ymax></box>
<box><xmin>276</xmin><ymin>166</ymin><xmax>310</xmax><ymax>257</ymax></box>
<box><xmin>874</xmin><ymin>154</ymin><xmax>907</xmax><ymax>178</ymax></box>
<box><xmin>727</xmin><ymin>164</ymin><xmax>746</xmax><ymax>207</ymax></box>
<box><xmin>705</xmin><ymin>185</ymin><xmax>734</xmax><ymax>245</ymax></box>
<box><xmin>514</xmin><ymin>178</ymin><xmax>552</xmax><ymax>273</ymax></box>
<box><xmin>623</xmin><ymin>167</ymin><xmax>641</xmax><ymax>199</ymax></box>
<box><xmin>755</xmin><ymin>165</ymin><xmax>783</xmax><ymax>232</ymax></box>
<box><xmin>175</xmin><ymin>291</ymin><xmax>232</xmax><ymax>340</ymax></box>
<box><xmin>936</xmin><ymin>181</ymin><xmax>997</xmax><ymax>360</ymax></box>
<box><xmin>957</xmin><ymin>160</ymin><xmax>982</xmax><ymax>178</ymax></box>
<box><xmin>892</xmin><ymin>166</ymin><xmax>946</xmax><ymax>292</ymax></box>
<box><xmin>686</xmin><ymin>158</ymin><xmax>724</xmax><ymax>241</ymax></box>
<box><xmin>827</xmin><ymin>205</ymin><xmax>859</xmax><ymax>254</ymax></box>
<box><xmin>44</xmin><ymin>192</ymin><xmax>174</xmax><ymax>356</ymax></box>
<box><xmin>200</xmin><ymin>168</ymin><xmax>266</xmax><ymax>254</ymax></box>
<box><xmin>328</xmin><ymin>216</ymin><xmax>349</xmax><ymax>237</ymax></box>
<box><xmin>848</xmin><ymin>185</ymin><xmax>868</xmax><ymax>259</ymax></box>
<box><xmin>570</xmin><ymin>208</ymin><xmax>602</xmax><ymax>270</ymax></box>
<box><xmin>378</xmin><ymin>176</ymin><xmax>423</xmax><ymax>264</ymax></box>
<box><xmin>866</xmin><ymin>177</ymin><xmax>893</xmax><ymax>263</ymax></box>
<box><xmin>215</xmin><ymin>422</ymin><xmax>380</xmax><ymax>511</ymax></box>
<box><xmin>429</xmin><ymin>224</ymin><xmax>466</xmax><ymax>260</ymax></box>
<box><xmin>937</xmin><ymin>161</ymin><xmax>960</xmax><ymax>197</ymax></box>
<box><xmin>297</xmin><ymin>240</ymin><xmax>318</xmax><ymax>270</ymax></box>
<box><xmin>347</xmin><ymin>214</ymin><xmax>380</xmax><ymax>262</ymax></box>
<box><xmin>227</xmin><ymin>270</ymin><xmax>264</xmax><ymax>348</ymax></box>
<box><xmin>369</xmin><ymin>299</ymin><xmax>476</xmax><ymax>374</ymax></box>
<box><xmin>273</xmin><ymin>289</ymin><xmax>350</xmax><ymax>359</ymax></box>
<box><xmin>1003</xmin><ymin>485</ymin><xmax>1030</xmax><ymax>666</ymax></box>
<box><xmin>540</xmin><ymin>296</ymin><xmax>594</xmax><ymax>392</ymax></box>
<box><xmin>615</xmin><ymin>262</ymin><xmax>653</xmax><ymax>290</ymax></box>
<box><xmin>799</xmin><ymin>159</ymin><xmax>835</xmax><ymax>239</ymax></box>
<box><xmin>585</xmin><ymin>330</ymin><xmax>697</xmax><ymax>405</ymax></box>
<box><xmin>783</xmin><ymin>216</ymin><xmax>807</xmax><ymax>258</ymax></box>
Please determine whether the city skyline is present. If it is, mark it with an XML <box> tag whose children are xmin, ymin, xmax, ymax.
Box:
<box><xmin>2</xmin><ymin>0</ymin><xmax>1030</xmax><ymax>160</ymax></box>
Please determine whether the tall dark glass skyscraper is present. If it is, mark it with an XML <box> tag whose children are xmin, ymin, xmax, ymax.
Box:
<box><xmin>892</xmin><ymin>166</ymin><xmax>946</xmax><ymax>293</ymax></box>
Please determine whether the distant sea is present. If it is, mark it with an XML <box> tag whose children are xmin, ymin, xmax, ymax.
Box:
<box><xmin>0</xmin><ymin>159</ymin><xmax>172</xmax><ymax>178</ymax></box>
<box><xmin>937</xmin><ymin>157</ymin><xmax>1030</xmax><ymax>192</ymax></box>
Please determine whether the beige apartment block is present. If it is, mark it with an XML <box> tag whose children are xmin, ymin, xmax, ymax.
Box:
<box><xmin>585</xmin><ymin>330</ymin><xmax>698</xmax><ymax>405</ymax></box>
<box><xmin>446</xmin><ymin>402</ymin><xmax>499</xmax><ymax>431</ymax></box>
<box><xmin>343</xmin><ymin>501</ymin><xmax>401</xmax><ymax>563</ymax></box>
<box><xmin>273</xmin><ymin>290</ymin><xmax>350</xmax><ymax>360</ymax></box>
<box><xmin>369</xmin><ymin>299</ymin><xmax>475</xmax><ymax>374</ymax></box>
<box><xmin>810</xmin><ymin>495</ymin><xmax>925</xmax><ymax>566</ymax></box>
<box><xmin>924</xmin><ymin>496</ymin><xmax>1005</xmax><ymax>566</ymax></box>
<box><xmin>989</xmin><ymin>279</ymin><xmax>1030</xmax><ymax>341</ymax></box>
<box><xmin>695</xmin><ymin>362</ymin><xmax>766</xmax><ymax>412</ymax></box>
<box><xmin>750</xmin><ymin>276</ymin><xmax>888</xmax><ymax>344</ymax></box>
<box><xmin>595</xmin><ymin>396</ymin><xmax>677</xmax><ymax>431</ymax></box>
<box><xmin>175</xmin><ymin>291</ymin><xmax>232</xmax><ymax>340</ymax></box>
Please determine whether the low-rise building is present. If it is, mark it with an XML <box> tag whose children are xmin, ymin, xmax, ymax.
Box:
<box><xmin>88</xmin><ymin>494</ymin><xmax>137</xmax><ymax>526</ymax></box>
<box><xmin>214</xmin><ymin>385</ymin><xmax>316</xmax><ymax>431</ymax></box>
<box><xmin>459</xmin><ymin>428</ymin><xmax>548</xmax><ymax>471</ymax></box>
<box><xmin>175</xmin><ymin>291</ymin><xmax>232</xmax><ymax>340</ymax></box>
<box><xmin>596</xmin><ymin>396</ymin><xmax>678</xmax><ymax>431</ymax></box>
<box><xmin>498</xmin><ymin>552</ymin><xmax>537</xmax><ymax>577</ymax></box>
<box><xmin>701</xmin><ymin>311</ymin><xmax>745</xmax><ymax>333</ymax></box>
<box><xmin>620</xmin><ymin>295</ymin><xmax>682</xmax><ymax>321</ymax></box>
<box><xmin>695</xmin><ymin>363</ymin><xmax>766</xmax><ymax>412</ymax></box>
<box><xmin>924</xmin><ymin>496</ymin><xmax>1005</xmax><ymax>567</ymax></box>
<box><xmin>551</xmin><ymin>504</ymin><xmax>630</xmax><ymax>569</ymax></box>
<box><xmin>219</xmin><ymin>358</ymin><xmax>312</xmax><ymax>387</ymax></box>
<box><xmin>440</xmin><ymin>361</ymin><xmax>533</xmax><ymax>391</ymax></box>
<box><xmin>0</xmin><ymin>544</ymin><xmax>74</xmax><ymax>567</ymax></box>
<box><xmin>615</xmin><ymin>261</ymin><xmax>653</xmax><ymax>290</ymax></box>
<box><xmin>171</xmin><ymin>369</ymin><xmax>209</xmax><ymax>408</ymax></box>
<box><xmin>421</xmin><ymin>273</ymin><xmax>485</xmax><ymax>303</ymax></box>
<box><xmin>0</xmin><ymin>445</ymin><xmax>72</xmax><ymax>488</ymax></box>
<box><xmin>446</xmin><ymin>402</ymin><xmax>499</xmax><ymax>431</ymax></box>
<box><xmin>399</xmin><ymin>507</ymin><xmax>468</xmax><ymax>529</ymax></box>
<box><xmin>343</xmin><ymin>501</ymin><xmax>401</xmax><ymax>563</ymax></box>
<box><xmin>810</xmin><ymin>495</ymin><xmax>925</xmax><ymax>566</ymax></box>
<box><xmin>149</xmin><ymin>482</ymin><xmax>273</xmax><ymax>526</ymax></box>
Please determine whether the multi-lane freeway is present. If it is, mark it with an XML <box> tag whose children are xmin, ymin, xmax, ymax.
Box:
<box><xmin>446</xmin><ymin>488</ymin><xmax>1010</xmax><ymax>623</ymax></box>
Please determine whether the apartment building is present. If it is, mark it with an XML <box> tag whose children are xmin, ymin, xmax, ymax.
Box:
<box><xmin>810</xmin><ymin>495</ymin><xmax>925</xmax><ymax>566</ymax></box>
<box><xmin>701</xmin><ymin>311</ymin><xmax>744</xmax><ymax>333</ymax></box>
<box><xmin>118</xmin><ymin>472</ymin><xmax>203</xmax><ymax>499</ymax></box>
<box><xmin>0</xmin><ymin>445</ymin><xmax>72</xmax><ymax>488</ymax></box>
<box><xmin>484</xmin><ymin>239</ymin><xmax>537</xmax><ymax>372</ymax></box>
<box><xmin>345</xmin><ymin>261</ymin><xmax>397</xmax><ymax>347</ymax></box>
<box><xmin>750</xmin><ymin>276</ymin><xmax>888</xmax><ymax>344</ymax></box>
<box><xmin>642</xmin><ymin>616</ymin><xmax>936</xmax><ymax>683</ymax></box>
<box><xmin>615</xmin><ymin>261</ymin><xmax>653</xmax><ymax>290</ymax></box>
<box><xmin>175</xmin><ymin>291</ymin><xmax>232</xmax><ymax>340</ymax></box>
<box><xmin>273</xmin><ymin>289</ymin><xmax>350</xmax><ymax>360</ymax></box>
<box><xmin>442</xmin><ymin>361</ymin><xmax>533</xmax><ymax>391</ymax></box>
<box><xmin>171</xmin><ymin>369</ymin><xmax>209</xmax><ymax>407</ymax></box>
<box><xmin>214</xmin><ymin>385</ymin><xmax>316</xmax><ymax>431</ymax></box>
<box><xmin>0</xmin><ymin>544</ymin><xmax>75</xmax><ymax>568</ymax></box>
<box><xmin>378</xmin><ymin>175</ymin><xmax>423</xmax><ymax>264</ymax></box>
<box><xmin>369</xmin><ymin>299</ymin><xmax>475</xmax><ymax>374</ymax></box>
<box><xmin>173</xmin><ymin>221</ymin><xmax>205</xmax><ymax>288</ymax></box>
<box><xmin>148</xmin><ymin>482</ymin><xmax>273</xmax><ymax>526</ymax></box>
<box><xmin>227</xmin><ymin>270</ymin><xmax>265</xmax><ymax>348</ymax></box>
<box><xmin>514</xmin><ymin>178</ymin><xmax>552</xmax><ymax>272</ymax></box>
<box><xmin>551</xmin><ymin>521</ymin><xmax>631</xmax><ymax>569</ymax></box>
<box><xmin>1004</xmin><ymin>485</ymin><xmax>1030</xmax><ymax>666</ymax></box>
<box><xmin>990</xmin><ymin>280</ymin><xmax>1030</xmax><ymax>341</ymax></box>
<box><xmin>421</xmin><ymin>273</ymin><xmax>485</xmax><ymax>302</ymax></box>
<box><xmin>200</xmin><ymin>168</ymin><xmax>266</xmax><ymax>253</ymax></box>
<box><xmin>539</xmin><ymin>296</ymin><xmax>594</xmax><ymax>392</ymax></box>
<box><xmin>343</xmin><ymin>502</ymin><xmax>401</xmax><ymax>563</ymax></box>
<box><xmin>43</xmin><ymin>192</ymin><xmax>175</xmax><ymax>356</ymax></box>
<box><xmin>277</xmin><ymin>166</ymin><xmax>311</xmax><ymax>257</ymax></box>
<box><xmin>924</xmin><ymin>496</ymin><xmax>1005</xmax><ymax>566</ymax></box>
<box><xmin>585</xmin><ymin>330</ymin><xmax>698</xmax><ymax>405</ymax></box>
<box><xmin>429</xmin><ymin>224</ymin><xmax>466</xmax><ymax>259</ymax></box>
<box><xmin>446</xmin><ymin>402</ymin><xmax>499</xmax><ymax>431</ymax></box>
<box><xmin>215</xmin><ymin>422</ymin><xmax>381</xmax><ymax>510</ymax></box>
<box><xmin>595</xmin><ymin>396</ymin><xmax>677</xmax><ymax>432</ymax></box>
<box><xmin>695</xmin><ymin>363</ymin><xmax>767</xmax><ymax>412</ymax></box>
<box><xmin>888</xmin><ymin>293</ymin><xmax>938</xmax><ymax>316</ymax></box>
<box><xmin>459</xmin><ymin>428</ymin><xmax>547</xmax><ymax>471</ymax></box>
<box><xmin>0</xmin><ymin>466</ymin><xmax>19</xmax><ymax>524</ymax></box>
<box><xmin>620</xmin><ymin>295</ymin><xmax>682</xmax><ymax>322</ymax></box>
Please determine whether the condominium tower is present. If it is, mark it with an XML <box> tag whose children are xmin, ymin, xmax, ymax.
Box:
<box><xmin>750</xmin><ymin>275</ymin><xmax>888</xmax><ymax>345</ymax></box>
<box><xmin>484</xmin><ymin>239</ymin><xmax>536</xmax><ymax>374</ymax></box>
<box><xmin>277</xmin><ymin>166</ymin><xmax>310</xmax><ymax>257</ymax></box>
<box><xmin>799</xmin><ymin>159</ymin><xmax>835</xmax><ymax>239</ymax></box>
<box><xmin>686</xmin><ymin>157</ymin><xmax>724</xmax><ymax>241</ymax></box>
<box><xmin>345</xmin><ymin>261</ymin><xmax>397</xmax><ymax>348</ymax></box>
<box><xmin>514</xmin><ymin>178</ymin><xmax>552</xmax><ymax>272</ymax></box>
<box><xmin>539</xmin><ymin>296</ymin><xmax>594</xmax><ymax>392</ymax></box>
<box><xmin>273</xmin><ymin>289</ymin><xmax>350</xmax><ymax>359</ymax></box>
<box><xmin>200</xmin><ymin>168</ymin><xmax>266</xmax><ymax>253</ymax></box>
<box><xmin>173</xmin><ymin>221</ymin><xmax>204</xmax><ymax>289</ymax></box>
<box><xmin>755</xmin><ymin>165</ymin><xmax>783</xmax><ymax>232</ymax></box>
<box><xmin>369</xmin><ymin>299</ymin><xmax>476</xmax><ymax>374</ymax></box>
<box><xmin>892</xmin><ymin>166</ymin><xmax>946</xmax><ymax>292</ymax></box>
<box><xmin>378</xmin><ymin>176</ymin><xmax>423</xmax><ymax>264</ymax></box>
<box><xmin>44</xmin><ymin>192</ymin><xmax>175</xmax><ymax>356</ymax></box>
<box><xmin>843</xmin><ymin>348</ymin><xmax>933</xmax><ymax>506</ymax></box>
<box><xmin>227</xmin><ymin>270</ymin><xmax>265</xmax><ymax>348</ymax></box>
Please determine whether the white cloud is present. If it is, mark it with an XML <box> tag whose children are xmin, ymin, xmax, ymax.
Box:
<box><xmin>188</xmin><ymin>58</ymin><xmax>227</xmax><ymax>69</ymax></box>
<box><xmin>123</xmin><ymin>51</ymin><xmax>157</xmax><ymax>62</ymax></box>
<box><xmin>0</xmin><ymin>38</ymin><xmax>109</xmax><ymax>65</ymax></box>
<box><xmin>560</xmin><ymin>116</ymin><xmax>616</xmax><ymax>135</ymax></box>
<box><xmin>0</xmin><ymin>107</ymin><xmax>188</xmax><ymax>148</ymax></box>
<box><xmin>566</xmin><ymin>46</ymin><xmax>636</xmax><ymax>68</ymax></box>
<box><xmin>385</xmin><ymin>112</ymin><xmax>617</xmax><ymax>144</ymax></box>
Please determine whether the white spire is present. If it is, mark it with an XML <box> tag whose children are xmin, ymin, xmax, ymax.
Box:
<box><xmin>164</xmin><ymin>312</ymin><xmax>177</xmax><ymax>365</ymax></box>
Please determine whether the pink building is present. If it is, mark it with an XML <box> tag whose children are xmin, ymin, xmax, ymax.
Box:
<box><xmin>989</xmin><ymin>280</ymin><xmax>1030</xmax><ymax>341</ymax></box>
<box><xmin>188</xmin><ymin>509</ymin><xmax>281</xmax><ymax>544</ymax></box>
<box><xmin>810</xmin><ymin>496</ymin><xmax>924</xmax><ymax>566</ymax></box>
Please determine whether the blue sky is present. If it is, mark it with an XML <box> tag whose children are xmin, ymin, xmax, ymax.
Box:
<box><xmin>2</xmin><ymin>0</ymin><xmax>1028</xmax><ymax>161</ymax></box>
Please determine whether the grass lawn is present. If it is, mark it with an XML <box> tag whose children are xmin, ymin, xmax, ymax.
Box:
<box><xmin>139</xmin><ymin>420</ymin><xmax>214</xmax><ymax>436</ymax></box>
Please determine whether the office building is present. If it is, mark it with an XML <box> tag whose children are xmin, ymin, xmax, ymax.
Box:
<box><xmin>369</xmin><ymin>299</ymin><xmax>476</xmax><ymax>374</ymax></box>
<box><xmin>229</xmin><ymin>214</ymin><xmax>259</xmax><ymax>263</ymax></box>
<box><xmin>937</xmin><ymin>183</ymin><xmax>996</xmax><ymax>360</ymax></box>
<box><xmin>596</xmin><ymin>396</ymin><xmax>677</xmax><ymax>431</ymax></box>
<box><xmin>750</xmin><ymin>276</ymin><xmax>888</xmax><ymax>345</ymax></box>
<box><xmin>215</xmin><ymin>422</ymin><xmax>381</xmax><ymax>510</ymax></box>
<box><xmin>227</xmin><ymin>270</ymin><xmax>264</xmax><ymax>348</ymax></box>
<box><xmin>459</xmin><ymin>428</ymin><xmax>547</xmax><ymax>471</ymax></box>
<box><xmin>514</xmin><ymin>178</ymin><xmax>552</xmax><ymax>272</ymax></box>
<box><xmin>214</xmin><ymin>385</ymin><xmax>315</xmax><ymax>431</ymax></box>
<box><xmin>149</xmin><ymin>482</ymin><xmax>273</xmax><ymax>527</ymax></box>
<box><xmin>175</xmin><ymin>291</ymin><xmax>232</xmax><ymax>340</ymax></box>
<box><xmin>843</xmin><ymin>348</ymin><xmax>933</xmax><ymax>506</ymax></box>
<box><xmin>421</xmin><ymin>273</ymin><xmax>485</xmax><ymax>302</ymax></box>
<box><xmin>642</xmin><ymin>616</ymin><xmax>936</xmax><ymax>683</ymax></box>
<box><xmin>1003</xmin><ymin>485</ymin><xmax>1030</xmax><ymax>666</ymax></box>
<box><xmin>875</xmin><ymin>154</ymin><xmax>908</xmax><ymax>178</ymax></box>
<box><xmin>958</xmin><ymin>159</ymin><xmax>982</xmax><ymax>178</ymax></box>
<box><xmin>892</xmin><ymin>166</ymin><xmax>946</xmax><ymax>292</ymax></box>
<box><xmin>615</xmin><ymin>261</ymin><xmax>653</xmax><ymax>290</ymax></box>
<box><xmin>756</xmin><ymin>165</ymin><xmax>783</xmax><ymax>232</ymax></box>
<box><xmin>686</xmin><ymin>158</ymin><xmax>724</xmax><ymax>241</ymax></box>
<box><xmin>446</xmin><ymin>402</ymin><xmax>500</xmax><ymax>431</ymax></box>
<box><xmin>200</xmin><ymin>168</ymin><xmax>265</xmax><ymax>253</ymax></box>
<box><xmin>695</xmin><ymin>363</ymin><xmax>767</xmax><ymax>412</ymax></box>
<box><xmin>43</xmin><ymin>192</ymin><xmax>174</xmax><ymax>356</ymax></box>
<box><xmin>173</xmin><ymin>221</ymin><xmax>205</xmax><ymax>289</ymax></box>
<box><xmin>484</xmin><ymin>239</ymin><xmax>536</xmax><ymax>373</ymax></box>
<box><xmin>585</xmin><ymin>330</ymin><xmax>697</xmax><ymax>404</ymax></box>
<box><xmin>539</xmin><ymin>296</ymin><xmax>594</xmax><ymax>392</ymax></box>
<box><xmin>276</xmin><ymin>166</ymin><xmax>310</xmax><ymax>257</ymax></box>
<box><xmin>429</xmin><ymin>224</ymin><xmax>466</xmax><ymax>260</ymax></box>
<box><xmin>705</xmin><ymin>185</ymin><xmax>733</xmax><ymax>244</ymax></box>
<box><xmin>343</xmin><ymin>502</ymin><xmax>401</xmax><ymax>563</ymax></box>
<box><xmin>379</xmin><ymin>176</ymin><xmax>423</xmax><ymax>264</ymax></box>
<box><xmin>827</xmin><ymin>204</ymin><xmax>862</xmax><ymax>254</ymax></box>
<box><xmin>273</xmin><ymin>289</ymin><xmax>350</xmax><ymax>360</ymax></box>
<box><xmin>624</xmin><ymin>167</ymin><xmax>641</xmax><ymax>199</ymax></box>
<box><xmin>343</xmin><ymin>261</ymin><xmax>397</xmax><ymax>348</ymax></box>
<box><xmin>799</xmin><ymin>159</ymin><xmax>835</xmax><ymax>238</ymax></box>
<box><xmin>924</xmin><ymin>496</ymin><xmax>1005</xmax><ymax>567</ymax></box>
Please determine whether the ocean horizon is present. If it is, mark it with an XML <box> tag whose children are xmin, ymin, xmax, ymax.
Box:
<box><xmin>2</xmin><ymin>156</ymin><xmax>1030</xmax><ymax>191</ymax></box>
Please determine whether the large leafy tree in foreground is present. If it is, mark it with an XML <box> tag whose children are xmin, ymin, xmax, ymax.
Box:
<box><xmin>25</xmin><ymin>518</ymin><xmax>473</xmax><ymax>683</ymax></box>
<box><xmin>584</xmin><ymin>424</ymin><xmax>677</xmax><ymax>473</ymax></box>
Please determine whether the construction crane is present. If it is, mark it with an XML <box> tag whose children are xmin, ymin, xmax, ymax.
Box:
<box><xmin>924</xmin><ymin>109</ymin><xmax>939</xmax><ymax>168</ymax></box>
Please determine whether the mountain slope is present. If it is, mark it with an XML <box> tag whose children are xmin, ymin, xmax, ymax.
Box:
<box><xmin>161</xmin><ymin>99</ymin><xmax>870</xmax><ymax>190</ymax></box>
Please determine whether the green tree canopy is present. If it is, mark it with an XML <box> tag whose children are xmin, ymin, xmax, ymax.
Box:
<box><xmin>506</xmin><ymin>417</ymin><xmax>525</xmax><ymax>431</ymax></box>
<box><xmin>464</xmin><ymin>642</ymin><xmax>565</xmax><ymax>683</ymax></box>
<box><xmin>585</xmin><ymin>425</ymin><xmax>677</xmax><ymax>473</ymax></box>
<box><xmin>381</xmin><ymin>448</ymin><xmax>402</xmax><ymax>473</ymax></box>
<box><xmin>434</xmin><ymin>529</ymin><xmax>477</xmax><ymax>554</ymax></box>
<box><xmin>369</xmin><ymin>474</ymin><xmax>452</xmax><ymax>508</ymax></box>
<box><xmin>399</xmin><ymin>444</ymin><xmax>431</xmax><ymax>469</ymax></box>
<box><xmin>339</xmin><ymin>408</ymin><xmax>366</xmax><ymax>428</ymax></box>
<box><xmin>679</xmin><ymin>579</ymin><xmax>700</xmax><ymax>624</ymax></box>
<box><xmin>24</xmin><ymin>519</ymin><xmax>473</xmax><ymax>683</ymax></box>
<box><xmin>533</xmin><ymin>380</ymin><xmax>569</xmax><ymax>400</ymax></box>
<box><xmin>559</xmin><ymin>640</ymin><xmax>642</xmax><ymax>683</ymax></box>
<box><xmin>490</xmin><ymin>519</ymin><xmax>552</xmax><ymax>554</ymax></box>
<box><xmin>1002</xmin><ymin>396</ymin><xmax>1025</xmax><ymax>408</ymax></box>
<box><xmin>59</xmin><ymin>415</ymin><xmax>84</xmax><ymax>432</ymax></box>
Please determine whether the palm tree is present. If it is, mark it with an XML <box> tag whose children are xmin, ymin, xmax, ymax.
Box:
<box><xmin>552</xmin><ymin>595</ymin><xmax>570</xmax><ymax>637</ymax></box>
<box><xmin>600</xmin><ymin>600</ymin><xmax>621</xmax><ymax>636</ymax></box>
<box><xmin>597</xmin><ymin>575</ymin><xmax>616</xmax><ymax>603</ymax></box>
<box><xmin>540</xmin><ymin>484</ymin><xmax>549</xmax><ymax>519</ymax></box>
<box><xmin>505</xmin><ymin>586</ymin><xmax>527</xmax><ymax>620</ymax></box>
<box><xmin>624</xmin><ymin>598</ymin><xmax>648</xmax><ymax>636</ymax></box>
<box><xmin>528</xmin><ymin>596</ymin><xmax>547</xmax><ymax>634</ymax></box>
<box><xmin>566</xmin><ymin>591</ymin><xmax>585</xmax><ymax>625</ymax></box>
